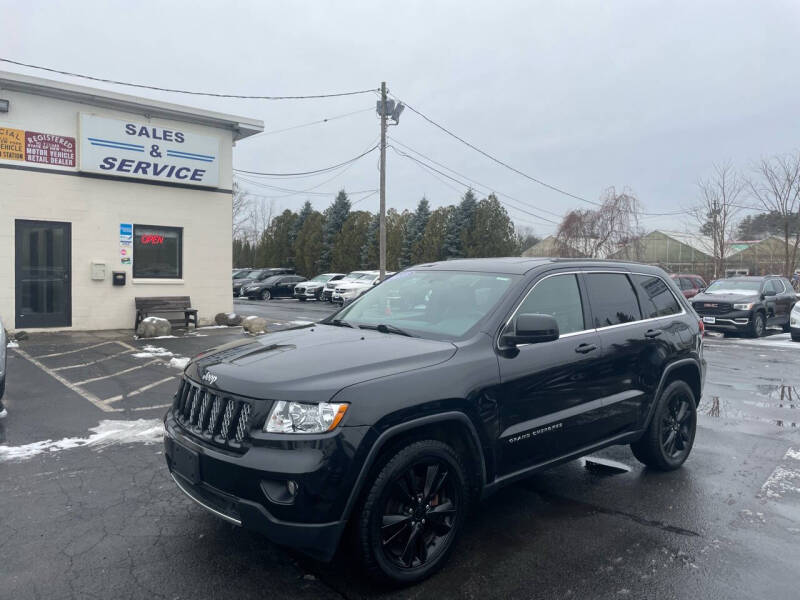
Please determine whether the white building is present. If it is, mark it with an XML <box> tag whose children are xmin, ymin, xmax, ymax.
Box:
<box><xmin>0</xmin><ymin>71</ymin><xmax>263</xmax><ymax>331</ymax></box>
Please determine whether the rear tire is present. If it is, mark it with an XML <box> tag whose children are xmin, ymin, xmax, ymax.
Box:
<box><xmin>355</xmin><ymin>439</ymin><xmax>468</xmax><ymax>586</ymax></box>
<box><xmin>749</xmin><ymin>311</ymin><xmax>765</xmax><ymax>338</ymax></box>
<box><xmin>631</xmin><ymin>380</ymin><xmax>697</xmax><ymax>471</ymax></box>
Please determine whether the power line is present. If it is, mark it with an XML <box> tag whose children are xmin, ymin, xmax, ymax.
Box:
<box><xmin>246</xmin><ymin>108</ymin><xmax>373</xmax><ymax>138</ymax></box>
<box><xmin>0</xmin><ymin>57</ymin><xmax>378</xmax><ymax>100</ymax></box>
<box><xmin>235</xmin><ymin>175</ymin><xmax>376</xmax><ymax>198</ymax></box>
<box><xmin>234</xmin><ymin>144</ymin><xmax>378</xmax><ymax>177</ymax></box>
<box><xmin>390</xmin><ymin>145</ymin><xmax>559</xmax><ymax>226</ymax></box>
<box><xmin>392</xmin><ymin>93</ymin><xmax>686</xmax><ymax>218</ymax></box>
<box><xmin>389</xmin><ymin>136</ymin><xmax>564</xmax><ymax>219</ymax></box>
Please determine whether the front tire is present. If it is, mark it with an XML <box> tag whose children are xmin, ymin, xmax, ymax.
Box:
<box><xmin>356</xmin><ymin>440</ymin><xmax>468</xmax><ymax>586</ymax></box>
<box><xmin>749</xmin><ymin>311</ymin><xmax>765</xmax><ymax>338</ymax></box>
<box><xmin>631</xmin><ymin>380</ymin><xmax>697</xmax><ymax>471</ymax></box>
<box><xmin>260</xmin><ymin>289</ymin><xmax>271</xmax><ymax>301</ymax></box>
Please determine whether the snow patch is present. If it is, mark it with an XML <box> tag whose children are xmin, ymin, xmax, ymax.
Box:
<box><xmin>132</xmin><ymin>345</ymin><xmax>174</xmax><ymax>358</ymax></box>
<box><xmin>760</xmin><ymin>465</ymin><xmax>800</xmax><ymax>499</ymax></box>
<box><xmin>6</xmin><ymin>341</ymin><xmax>19</xmax><ymax>348</ymax></box>
<box><xmin>290</xmin><ymin>320</ymin><xmax>315</xmax><ymax>326</ymax></box>
<box><xmin>785</xmin><ymin>448</ymin><xmax>800</xmax><ymax>461</ymax></box>
<box><xmin>0</xmin><ymin>419</ymin><xmax>164</xmax><ymax>462</ymax></box>
<box><xmin>169</xmin><ymin>357</ymin><xmax>190</xmax><ymax>370</ymax></box>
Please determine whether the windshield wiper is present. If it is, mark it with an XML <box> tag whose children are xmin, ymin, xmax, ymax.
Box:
<box><xmin>359</xmin><ymin>323</ymin><xmax>414</xmax><ymax>337</ymax></box>
<box><xmin>328</xmin><ymin>318</ymin><xmax>353</xmax><ymax>328</ymax></box>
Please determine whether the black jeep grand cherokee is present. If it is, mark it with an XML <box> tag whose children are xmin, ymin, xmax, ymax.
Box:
<box><xmin>164</xmin><ymin>258</ymin><xmax>705</xmax><ymax>585</ymax></box>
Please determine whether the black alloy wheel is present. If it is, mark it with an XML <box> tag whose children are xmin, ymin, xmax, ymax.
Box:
<box><xmin>261</xmin><ymin>289</ymin><xmax>271</xmax><ymax>301</ymax></box>
<box><xmin>660</xmin><ymin>392</ymin><xmax>693</xmax><ymax>461</ymax></box>
<box><xmin>380</xmin><ymin>460</ymin><xmax>457</xmax><ymax>570</ymax></box>
<box><xmin>630</xmin><ymin>379</ymin><xmax>697</xmax><ymax>471</ymax></box>
<box><xmin>357</xmin><ymin>440</ymin><xmax>468</xmax><ymax>585</ymax></box>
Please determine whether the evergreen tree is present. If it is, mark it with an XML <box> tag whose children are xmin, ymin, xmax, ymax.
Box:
<box><xmin>319</xmin><ymin>190</ymin><xmax>351</xmax><ymax>271</ymax></box>
<box><xmin>470</xmin><ymin>194</ymin><xmax>517</xmax><ymax>257</ymax></box>
<box><xmin>360</xmin><ymin>214</ymin><xmax>379</xmax><ymax>269</ymax></box>
<box><xmin>400</xmin><ymin>197</ymin><xmax>431</xmax><ymax>268</ymax></box>
<box><xmin>419</xmin><ymin>206</ymin><xmax>453</xmax><ymax>262</ymax></box>
<box><xmin>332</xmin><ymin>211</ymin><xmax>373</xmax><ymax>272</ymax></box>
<box><xmin>442</xmin><ymin>189</ymin><xmax>478</xmax><ymax>258</ymax></box>
<box><xmin>386</xmin><ymin>209</ymin><xmax>411</xmax><ymax>270</ymax></box>
<box><xmin>294</xmin><ymin>211</ymin><xmax>324</xmax><ymax>276</ymax></box>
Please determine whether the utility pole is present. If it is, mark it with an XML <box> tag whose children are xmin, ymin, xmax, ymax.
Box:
<box><xmin>379</xmin><ymin>81</ymin><xmax>387</xmax><ymax>280</ymax></box>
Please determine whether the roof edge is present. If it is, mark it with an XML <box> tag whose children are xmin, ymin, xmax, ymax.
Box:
<box><xmin>0</xmin><ymin>70</ymin><xmax>264</xmax><ymax>141</ymax></box>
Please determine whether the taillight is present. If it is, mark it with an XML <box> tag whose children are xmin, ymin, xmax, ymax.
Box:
<box><xmin>698</xmin><ymin>319</ymin><xmax>704</xmax><ymax>335</ymax></box>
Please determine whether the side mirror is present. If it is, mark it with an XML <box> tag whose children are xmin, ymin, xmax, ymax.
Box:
<box><xmin>502</xmin><ymin>313</ymin><xmax>560</xmax><ymax>346</ymax></box>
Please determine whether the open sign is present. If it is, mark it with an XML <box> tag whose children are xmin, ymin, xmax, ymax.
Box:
<box><xmin>140</xmin><ymin>235</ymin><xmax>164</xmax><ymax>245</ymax></box>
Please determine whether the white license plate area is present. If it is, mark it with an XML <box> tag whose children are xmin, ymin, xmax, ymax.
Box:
<box><xmin>703</xmin><ymin>316</ymin><xmax>716</xmax><ymax>324</ymax></box>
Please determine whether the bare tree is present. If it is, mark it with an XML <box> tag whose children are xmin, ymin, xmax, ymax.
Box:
<box><xmin>555</xmin><ymin>187</ymin><xmax>643</xmax><ymax>258</ymax></box>
<box><xmin>748</xmin><ymin>152</ymin><xmax>800</xmax><ymax>276</ymax></box>
<box><xmin>692</xmin><ymin>162</ymin><xmax>744</xmax><ymax>278</ymax></box>
<box><xmin>232</xmin><ymin>181</ymin><xmax>251</xmax><ymax>240</ymax></box>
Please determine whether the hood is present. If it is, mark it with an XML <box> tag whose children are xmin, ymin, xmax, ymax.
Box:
<box><xmin>300</xmin><ymin>281</ymin><xmax>324</xmax><ymax>289</ymax></box>
<box><xmin>185</xmin><ymin>325</ymin><xmax>457</xmax><ymax>402</ymax></box>
<box><xmin>335</xmin><ymin>281</ymin><xmax>370</xmax><ymax>291</ymax></box>
<box><xmin>692</xmin><ymin>292</ymin><xmax>759</xmax><ymax>304</ymax></box>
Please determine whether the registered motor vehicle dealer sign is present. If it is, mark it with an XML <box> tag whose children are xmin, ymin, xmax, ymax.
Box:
<box><xmin>79</xmin><ymin>114</ymin><xmax>221</xmax><ymax>187</ymax></box>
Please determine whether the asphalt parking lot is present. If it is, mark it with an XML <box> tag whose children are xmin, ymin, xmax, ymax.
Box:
<box><xmin>1</xmin><ymin>304</ymin><xmax>799</xmax><ymax>599</ymax></box>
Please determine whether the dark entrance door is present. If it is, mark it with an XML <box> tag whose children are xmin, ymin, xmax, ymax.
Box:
<box><xmin>15</xmin><ymin>220</ymin><xmax>72</xmax><ymax>328</ymax></box>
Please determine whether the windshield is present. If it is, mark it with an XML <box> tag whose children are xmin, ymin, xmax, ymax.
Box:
<box><xmin>233</xmin><ymin>270</ymin><xmax>252</xmax><ymax>279</ymax></box>
<box><xmin>330</xmin><ymin>270</ymin><xmax>519</xmax><ymax>339</ymax></box>
<box><xmin>704</xmin><ymin>280</ymin><xmax>761</xmax><ymax>294</ymax></box>
<box><xmin>312</xmin><ymin>274</ymin><xmax>334</xmax><ymax>282</ymax></box>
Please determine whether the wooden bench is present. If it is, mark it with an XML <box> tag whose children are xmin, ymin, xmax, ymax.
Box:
<box><xmin>134</xmin><ymin>296</ymin><xmax>198</xmax><ymax>331</ymax></box>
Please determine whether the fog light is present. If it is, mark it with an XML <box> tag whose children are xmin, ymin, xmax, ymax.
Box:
<box><xmin>286</xmin><ymin>480</ymin><xmax>298</xmax><ymax>497</ymax></box>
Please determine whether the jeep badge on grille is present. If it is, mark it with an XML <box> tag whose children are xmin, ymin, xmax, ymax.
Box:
<box><xmin>202</xmin><ymin>372</ymin><xmax>218</xmax><ymax>385</ymax></box>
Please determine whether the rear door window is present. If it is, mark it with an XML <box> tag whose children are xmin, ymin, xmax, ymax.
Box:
<box><xmin>512</xmin><ymin>273</ymin><xmax>585</xmax><ymax>335</ymax></box>
<box><xmin>678</xmin><ymin>277</ymin><xmax>693</xmax><ymax>290</ymax></box>
<box><xmin>584</xmin><ymin>273</ymin><xmax>642</xmax><ymax>328</ymax></box>
<box><xmin>632</xmin><ymin>274</ymin><xmax>682</xmax><ymax>318</ymax></box>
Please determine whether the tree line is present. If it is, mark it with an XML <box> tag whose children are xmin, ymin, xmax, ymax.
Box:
<box><xmin>232</xmin><ymin>189</ymin><xmax>539</xmax><ymax>276</ymax></box>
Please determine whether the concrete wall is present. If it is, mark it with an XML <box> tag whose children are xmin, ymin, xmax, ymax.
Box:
<box><xmin>0</xmin><ymin>88</ymin><xmax>235</xmax><ymax>331</ymax></box>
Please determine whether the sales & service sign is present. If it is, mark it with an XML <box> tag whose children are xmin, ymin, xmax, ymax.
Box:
<box><xmin>79</xmin><ymin>114</ymin><xmax>220</xmax><ymax>187</ymax></box>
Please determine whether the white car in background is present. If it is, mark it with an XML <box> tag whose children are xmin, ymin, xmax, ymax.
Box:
<box><xmin>331</xmin><ymin>271</ymin><xmax>394</xmax><ymax>305</ymax></box>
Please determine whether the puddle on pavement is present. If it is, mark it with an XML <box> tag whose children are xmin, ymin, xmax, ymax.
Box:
<box><xmin>700</xmin><ymin>384</ymin><xmax>798</xmax><ymax>428</ymax></box>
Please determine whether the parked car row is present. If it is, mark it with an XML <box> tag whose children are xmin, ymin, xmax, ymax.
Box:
<box><xmin>232</xmin><ymin>268</ymin><xmax>395</xmax><ymax>305</ymax></box>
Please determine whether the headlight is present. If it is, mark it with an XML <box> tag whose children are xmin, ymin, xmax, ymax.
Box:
<box><xmin>733</xmin><ymin>303</ymin><xmax>754</xmax><ymax>310</ymax></box>
<box><xmin>264</xmin><ymin>401</ymin><xmax>348</xmax><ymax>433</ymax></box>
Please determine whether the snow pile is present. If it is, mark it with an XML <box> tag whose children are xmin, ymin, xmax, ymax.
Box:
<box><xmin>0</xmin><ymin>419</ymin><xmax>164</xmax><ymax>462</ymax></box>
<box><xmin>6</xmin><ymin>340</ymin><xmax>19</xmax><ymax>348</ymax></box>
<box><xmin>169</xmin><ymin>357</ymin><xmax>190</xmax><ymax>370</ymax></box>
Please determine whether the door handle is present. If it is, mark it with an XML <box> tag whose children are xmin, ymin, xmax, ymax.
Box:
<box><xmin>644</xmin><ymin>329</ymin><xmax>663</xmax><ymax>338</ymax></box>
<box><xmin>575</xmin><ymin>343</ymin><xmax>598</xmax><ymax>354</ymax></box>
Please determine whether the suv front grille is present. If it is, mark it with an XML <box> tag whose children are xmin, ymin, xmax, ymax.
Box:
<box><xmin>295</xmin><ymin>286</ymin><xmax>305</xmax><ymax>294</ymax></box>
<box><xmin>173</xmin><ymin>378</ymin><xmax>253</xmax><ymax>449</ymax></box>
<box><xmin>695</xmin><ymin>302</ymin><xmax>733</xmax><ymax>314</ymax></box>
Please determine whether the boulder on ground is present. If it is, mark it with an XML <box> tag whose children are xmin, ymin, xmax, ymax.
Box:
<box><xmin>137</xmin><ymin>316</ymin><xmax>171</xmax><ymax>338</ymax></box>
<box><xmin>214</xmin><ymin>312</ymin><xmax>242</xmax><ymax>326</ymax></box>
<box><xmin>242</xmin><ymin>315</ymin><xmax>268</xmax><ymax>334</ymax></box>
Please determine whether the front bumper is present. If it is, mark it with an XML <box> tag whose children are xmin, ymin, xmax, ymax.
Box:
<box><xmin>163</xmin><ymin>413</ymin><xmax>368</xmax><ymax>560</ymax></box>
<box><xmin>294</xmin><ymin>287</ymin><xmax>321</xmax><ymax>299</ymax></box>
<box><xmin>321</xmin><ymin>289</ymin><xmax>334</xmax><ymax>301</ymax></box>
<box><xmin>695</xmin><ymin>310</ymin><xmax>751</xmax><ymax>332</ymax></box>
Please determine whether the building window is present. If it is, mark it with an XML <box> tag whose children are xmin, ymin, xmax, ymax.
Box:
<box><xmin>133</xmin><ymin>224</ymin><xmax>182</xmax><ymax>279</ymax></box>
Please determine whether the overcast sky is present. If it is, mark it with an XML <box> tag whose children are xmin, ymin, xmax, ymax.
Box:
<box><xmin>3</xmin><ymin>1</ymin><xmax>800</xmax><ymax>236</ymax></box>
